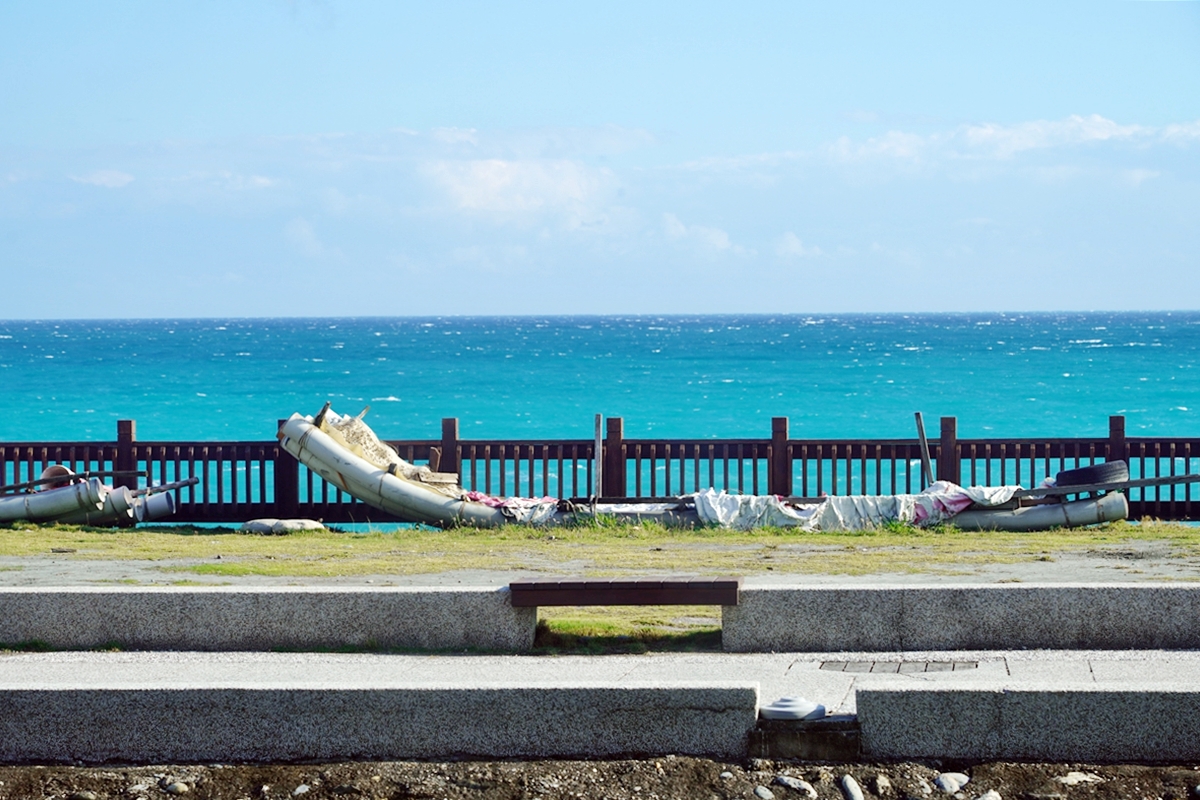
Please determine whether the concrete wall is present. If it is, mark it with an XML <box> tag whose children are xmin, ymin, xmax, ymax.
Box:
<box><xmin>858</xmin><ymin>683</ymin><xmax>1200</xmax><ymax>762</ymax></box>
<box><xmin>722</xmin><ymin>585</ymin><xmax>1200</xmax><ymax>652</ymax></box>
<box><xmin>0</xmin><ymin>587</ymin><xmax>536</xmax><ymax>652</ymax></box>
<box><xmin>0</xmin><ymin>684</ymin><xmax>759</xmax><ymax>762</ymax></box>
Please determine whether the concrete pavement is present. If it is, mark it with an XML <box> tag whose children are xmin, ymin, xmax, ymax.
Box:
<box><xmin>3</xmin><ymin>648</ymin><xmax>1200</xmax><ymax>762</ymax></box>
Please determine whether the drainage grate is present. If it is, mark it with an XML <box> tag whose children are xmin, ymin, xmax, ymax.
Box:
<box><xmin>820</xmin><ymin>660</ymin><xmax>978</xmax><ymax>673</ymax></box>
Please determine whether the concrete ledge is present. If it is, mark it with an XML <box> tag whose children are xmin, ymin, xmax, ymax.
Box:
<box><xmin>0</xmin><ymin>684</ymin><xmax>759</xmax><ymax>762</ymax></box>
<box><xmin>0</xmin><ymin>587</ymin><xmax>535</xmax><ymax>652</ymax></box>
<box><xmin>722</xmin><ymin>584</ymin><xmax>1200</xmax><ymax>652</ymax></box>
<box><xmin>858</xmin><ymin>683</ymin><xmax>1200</xmax><ymax>762</ymax></box>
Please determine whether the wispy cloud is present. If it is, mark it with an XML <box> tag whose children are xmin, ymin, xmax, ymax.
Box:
<box><xmin>284</xmin><ymin>217</ymin><xmax>340</xmax><ymax>260</ymax></box>
<box><xmin>831</xmin><ymin>131</ymin><xmax>927</xmax><ymax>162</ymax></box>
<box><xmin>176</xmin><ymin>170</ymin><xmax>276</xmax><ymax>190</ymax></box>
<box><xmin>70</xmin><ymin>170</ymin><xmax>134</xmax><ymax>188</ymax></box>
<box><xmin>1123</xmin><ymin>168</ymin><xmax>1161</xmax><ymax>186</ymax></box>
<box><xmin>663</xmin><ymin>212</ymin><xmax>750</xmax><ymax>255</ymax></box>
<box><xmin>775</xmin><ymin>232</ymin><xmax>822</xmax><ymax>258</ymax></box>
<box><xmin>827</xmin><ymin>114</ymin><xmax>1199</xmax><ymax>165</ymax></box>
<box><xmin>960</xmin><ymin>114</ymin><xmax>1149</xmax><ymax>158</ymax></box>
<box><xmin>424</xmin><ymin>158</ymin><xmax>616</xmax><ymax>216</ymax></box>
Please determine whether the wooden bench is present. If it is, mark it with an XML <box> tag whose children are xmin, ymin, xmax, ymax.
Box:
<box><xmin>508</xmin><ymin>578</ymin><xmax>741</xmax><ymax>607</ymax></box>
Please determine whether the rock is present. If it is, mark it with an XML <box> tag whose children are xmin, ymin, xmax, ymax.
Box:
<box><xmin>293</xmin><ymin>785</ymin><xmax>311</xmax><ymax>796</ymax></box>
<box><xmin>755</xmin><ymin>786</ymin><xmax>775</xmax><ymax>800</ymax></box>
<box><xmin>163</xmin><ymin>782</ymin><xmax>190</xmax><ymax>795</ymax></box>
<box><xmin>1055</xmin><ymin>772</ymin><xmax>1102</xmax><ymax>786</ymax></box>
<box><xmin>240</xmin><ymin>518</ymin><xmax>325</xmax><ymax>534</ymax></box>
<box><xmin>67</xmin><ymin>792</ymin><xmax>98</xmax><ymax>800</ymax></box>
<box><xmin>872</xmin><ymin>774</ymin><xmax>893</xmax><ymax>795</ymax></box>
<box><xmin>773</xmin><ymin>775</ymin><xmax>816</xmax><ymax>795</ymax></box>
<box><xmin>273</xmin><ymin>519</ymin><xmax>325</xmax><ymax>533</ymax></box>
<box><xmin>934</xmin><ymin>772</ymin><xmax>969</xmax><ymax>793</ymax></box>
<box><xmin>840</xmin><ymin>774</ymin><xmax>864</xmax><ymax>800</ymax></box>
<box><xmin>773</xmin><ymin>775</ymin><xmax>818</xmax><ymax>798</ymax></box>
<box><xmin>977</xmin><ymin>791</ymin><xmax>1002</xmax><ymax>800</ymax></box>
<box><xmin>720</xmin><ymin>771</ymin><xmax>734</xmax><ymax>779</ymax></box>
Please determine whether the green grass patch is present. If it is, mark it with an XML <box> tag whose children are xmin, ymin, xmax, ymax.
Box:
<box><xmin>533</xmin><ymin>604</ymin><xmax>723</xmax><ymax>654</ymax></box>
<box><xmin>1</xmin><ymin>518</ymin><xmax>1198</xmax><ymax>580</ymax></box>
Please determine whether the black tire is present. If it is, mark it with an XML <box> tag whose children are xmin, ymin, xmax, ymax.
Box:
<box><xmin>1055</xmin><ymin>461</ymin><xmax>1128</xmax><ymax>487</ymax></box>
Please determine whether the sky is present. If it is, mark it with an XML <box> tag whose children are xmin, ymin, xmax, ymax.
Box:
<box><xmin>2</xmin><ymin>1</ymin><xmax>1199</xmax><ymax>318</ymax></box>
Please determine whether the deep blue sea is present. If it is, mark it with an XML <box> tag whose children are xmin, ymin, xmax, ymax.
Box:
<box><xmin>1</xmin><ymin>313</ymin><xmax>1197</xmax><ymax>444</ymax></box>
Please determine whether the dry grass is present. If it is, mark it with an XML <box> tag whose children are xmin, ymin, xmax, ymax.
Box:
<box><xmin>2</xmin><ymin>516</ymin><xmax>1198</xmax><ymax>651</ymax></box>
<box><xmin>0</xmin><ymin>517</ymin><xmax>1197</xmax><ymax>579</ymax></box>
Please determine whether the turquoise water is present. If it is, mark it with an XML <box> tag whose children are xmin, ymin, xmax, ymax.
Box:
<box><xmin>1</xmin><ymin>312</ymin><xmax>1197</xmax><ymax>444</ymax></box>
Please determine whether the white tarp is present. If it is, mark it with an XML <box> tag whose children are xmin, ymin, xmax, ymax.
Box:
<box><xmin>692</xmin><ymin>481</ymin><xmax>1021</xmax><ymax>531</ymax></box>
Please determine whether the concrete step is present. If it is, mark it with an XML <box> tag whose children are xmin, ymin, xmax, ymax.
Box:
<box><xmin>4</xmin><ymin>650</ymin><xmax>1200</xmax><ymax>763</ymax></box>
<box><xmin>9</xmin><ymin>583</ymin><xmax>1200</xmax><ymax>654</ymax></box>
<box><xmin>0</xmin><ymin>652</ymin><xmax>755</xmax><ymax>762</ymax></box>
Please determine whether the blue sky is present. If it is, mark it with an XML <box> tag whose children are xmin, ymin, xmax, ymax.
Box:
<box><xmin>2</xmin><ymin>1</ymin><xmax>1198</xmax><ymax>318</ymax></box>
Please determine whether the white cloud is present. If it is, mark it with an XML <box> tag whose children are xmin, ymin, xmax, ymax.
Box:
<box><xmin>177</xmin><ymin>170</ymin><xmax>275</xmax><ymax>190</ymax></box>
<box><xmin>1123</xmin><ymin>168</ymin><xmax>1161</xmax><ymax>186</ymax></box>
<box><xmin>431</xmin><ymin>127</ymin><xmax>480</xmax><ymax>146</ymax></box>
<box><xmin>1162</xmin><ymin>121</ymin><xmax>1200</xmax><ymax>142</ymax></box>
<box><xmin>831</xmin><ymin>131</ymin><xmax>928</xmax><ymax>162</ymax></box>
<box><xmin>451</xmin><ymin>243</ymin><xmax>530</xmax><ymax>271</ymax></box>
<box><xmin>822</xmin><ymin>114</ymin><xmax>1198</xmax><ymax>166</ymax></box>
<box><xmin>70</xmin><ymin>170</ymin><xmax>134</xmax><ymax>188</ymax></box>
<box><xmin>285</xmin><ymin>217</ymin><xmax>340</xmax><ymax>259</ymax></box>
<box><xmin>961</xmin><ymin>114</ymin><xmax>1148</xmax><ymax>158</ymax></box>
<box><xmin>662</xmin><ymin>213</ymin><xmax>750</xmax><ymax>255</ymax></box>
<box><xmin>776</xmin><ymin>232</ymin><xmax>822</xmax><ymax>258</ymax></box>
<box><xmin>678</xmin><ymin>150</ymin><xmax>803</xmax><ymax>172</ymax></box>
<box><xmin>424</xmin><ymin>158</ymin><xmax>616</xmax><ymax>216</ymax></box>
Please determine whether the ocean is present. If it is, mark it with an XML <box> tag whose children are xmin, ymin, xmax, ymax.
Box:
<box><xmin>1</xmin><ymin>312</ymin><xmax>1197</xmax><ymax>444</ymax></box>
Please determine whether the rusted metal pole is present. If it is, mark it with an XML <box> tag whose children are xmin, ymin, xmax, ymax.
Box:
<box><xmin>593</xmin><ymin>414</ymin><xmax>603</xmax><ymax>504</ymax></box>
<box><xmin>914</xmin><ymin>412</ymin><xmax>934</xmax><ymax>487</ymax></box>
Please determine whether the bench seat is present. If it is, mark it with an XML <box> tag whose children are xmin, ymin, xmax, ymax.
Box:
<box><xmin>509</xmin><ymin>578</ymin><xmax>741</xmax><ymax>607</ymax></box>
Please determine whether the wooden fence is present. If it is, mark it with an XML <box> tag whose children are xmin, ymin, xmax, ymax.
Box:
<box><xmin>1</xmin><ymin>416</ymin><xmax>1197</xmax><ymax>523</ymax></box>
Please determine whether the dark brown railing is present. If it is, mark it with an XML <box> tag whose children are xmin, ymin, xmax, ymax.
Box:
<box><xmin>1</xmin><ymin>416</ymin><xmax>1196</xmax><ymax>523</ymax></box>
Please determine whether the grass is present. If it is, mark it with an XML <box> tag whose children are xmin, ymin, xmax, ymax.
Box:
<box><xmin>1</xmin><ymin>517</ymin><xmax>1198</xmax><ymax>579</ymax></box>
<box><xmin>3</xmin><ymin>516</ymin><xmax>1199</xmax><ymax>648</ymax></box>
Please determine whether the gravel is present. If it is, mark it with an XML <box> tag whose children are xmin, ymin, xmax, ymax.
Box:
<box><xmin>3</xmin><ymin>758</ymin><xmax>1200</xmax><ymax>800</ymax></box>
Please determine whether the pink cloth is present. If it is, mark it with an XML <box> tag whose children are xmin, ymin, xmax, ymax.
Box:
<box><xmin>464</xmin><ymin>490</ymin><xmax>556</xmax><ymax>508</ymax></box>
<box><xmin>912</xmin><ymin>486</ymin><xmax>983</xmax><ymax>524</ymax></box>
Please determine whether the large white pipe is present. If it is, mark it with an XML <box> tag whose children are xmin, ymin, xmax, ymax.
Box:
<box><xmin>0</xmin><ymin>478</ymin><xmax>105</xmax><ymax>523</ymax></box>
<box><xmin>136</xmin><ymin>491</ymin><xmax>176</xmax><ymax>522</ymax></box>
<box><xmin>278</xmin><ymin>413</ymin><xmax>508</xmax><ymax>528</ymax></box>
<box><xmin>54</xmin><ymin>485</ymin><xmax>135</xmax><ymax>526</ymax></box>
<box><xmin>951</xmin><ymin>492</ymin><xmax>1128</xmax><ymax>531</ymax></box>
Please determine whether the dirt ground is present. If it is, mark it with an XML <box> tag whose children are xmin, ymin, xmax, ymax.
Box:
<box><xmin>4</xmin><ymin>758</ymin><xmax>1200</xmax><ymax>800</ymax></box>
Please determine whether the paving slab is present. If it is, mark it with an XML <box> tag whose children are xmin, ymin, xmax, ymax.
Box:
<box><xmin>723</xmin><ymin>584</ymin><xmax>1200</xmax><ymax>651</ymax></box>
<box><xmin>5</xmin><ymin>649</ymin><xmax>1200</xmax><ymax>761</ymax></box>
<box><xmin>857</xmin><ymin>681</ymin><xmax>1200</xmax><ymax>762</ymax></box>
<box><xmin>0</xmin><ymin>586</ymin><xmax>536</xmax><ymax>652</ymax></box>
<box><xmin>0</xmin><ymin>652</ymin><xmax>757</xmax><ymax>762</ymax></box>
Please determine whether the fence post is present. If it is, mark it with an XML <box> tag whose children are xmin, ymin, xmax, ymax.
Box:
<box><xmin>937</xmin><ymin>416</ymin><xmax>958</xmax><ymax>484</ymax></box>
<box><xmin>440</xmin><ymin>418</ymin><xmax>460</xmax><ymax>478</ymax></box>
<box><xmin>274</xmin><ymin>419</ymin><xmax>299</xmax><ymax>518</ymax></box>
<box><xmin>770</xmin><ymin>417</ymin><xmax>791</xmax><ymax>497</ymax></box>
<box><xmin>116</xmin><ymin>420</ymin><xmax>137</xmax><ymax>491</ymax></box>
<box><xmin>1107</xmin><ymin>415</ymin><xmax>1127</xmax><ymax>464</ymax></box>
<box><xmin>604</xmin><ymin>417</ymin><xmax>626</xmax><ymax>497</ymax></box>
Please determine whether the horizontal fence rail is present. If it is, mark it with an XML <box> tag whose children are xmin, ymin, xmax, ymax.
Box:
<box><xmin>1</xmin><ymin>415</ymin><xmax>1197</xmax><ymax>523</ymax></box>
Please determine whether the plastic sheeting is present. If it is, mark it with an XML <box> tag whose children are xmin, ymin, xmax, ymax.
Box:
<box><xmin>463</xmin><ymin>491</ymin><xmax>559</xmax><ymax>525</ymax></box>
<box><xmin>691</xmin><ymin>481</ymin><xmax>1021</xmax><ymax>531</ymax></box>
